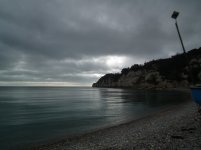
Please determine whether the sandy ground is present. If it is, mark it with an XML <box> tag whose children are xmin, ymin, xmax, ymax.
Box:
<box><xmin>28</xmin><ymin>101</ymin><xmax>201</xmax><ymax>150</ymax></box>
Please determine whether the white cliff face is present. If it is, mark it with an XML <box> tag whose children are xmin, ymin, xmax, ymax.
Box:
<box><xmin>118</xmin><ymin>71</ymin><xmax>144</xmax><ymax>87</ymax></box>
<box><xmin>145</xmin><ymin>71</ymin><xmax>162</xmax><ymax>84</ymax></box>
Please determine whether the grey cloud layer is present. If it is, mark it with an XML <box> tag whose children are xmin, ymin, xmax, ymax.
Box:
<box><xmin>0</xmin><ymin>0</ymin><xmax>200</xmax><ymax>85</ymax></box>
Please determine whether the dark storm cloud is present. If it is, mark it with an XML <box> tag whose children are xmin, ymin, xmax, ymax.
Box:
<box><xmin>0</xmin><ymin>0</ymin><xmax>201</xmax><ymax>85</ymax></box>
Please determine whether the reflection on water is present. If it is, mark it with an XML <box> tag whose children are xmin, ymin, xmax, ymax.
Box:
<box><xmin>0</xmin><ymin>87</ymin><xmax>190</xmax><ymax>149</ymax></box>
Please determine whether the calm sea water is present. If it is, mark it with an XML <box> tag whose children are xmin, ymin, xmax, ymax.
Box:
<box><xmin>0</xmin><ymin>87</ymin><xmax>190</xmax><ymax>149</ymax></box>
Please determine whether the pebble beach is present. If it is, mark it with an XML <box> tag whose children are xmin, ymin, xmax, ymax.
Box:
<box><xmin>28</xmin><ymin>100</ymin><xmax>201</xmax><ymax>150</ymax></box>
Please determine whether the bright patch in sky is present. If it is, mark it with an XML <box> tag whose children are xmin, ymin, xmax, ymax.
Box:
<box><xmin>106</xmin><ymin>56</ymin><xmax>126</xmax><ymax>67</ymax></box>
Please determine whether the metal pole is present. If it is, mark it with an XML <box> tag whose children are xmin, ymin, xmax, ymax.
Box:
<box><xmin>175</xmin><ymin>20</ymin><xmax>194</xmax><ymax>84</ymax></box>
<box><xmin>175</xmin><ymin>20</ymin><xmax>186</xmax><ymax>54</ymax></box>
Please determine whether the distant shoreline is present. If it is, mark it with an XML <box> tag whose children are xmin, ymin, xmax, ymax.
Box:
<box><xmin>27</xmin><ymin>99</ymin><xmax>201</xmax><ymax>150</ymax></box>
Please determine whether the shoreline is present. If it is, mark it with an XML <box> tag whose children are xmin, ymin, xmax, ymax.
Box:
<box><xmin>27</xmin><ymin>100</ymin><xmax>201</xmax><ymax>150</ymax></box>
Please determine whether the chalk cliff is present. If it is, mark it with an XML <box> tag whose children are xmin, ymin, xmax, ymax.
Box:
<box><xmin>92</xmin><ymin>47</ymin><xmax>201</xmax><ymax>89</ymax></box>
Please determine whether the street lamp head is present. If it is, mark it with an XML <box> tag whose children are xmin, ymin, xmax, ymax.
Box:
<box><xmin>171</xmin><ymin>11</ymin><xmax>179</xmax><ymax>19</ymax></box>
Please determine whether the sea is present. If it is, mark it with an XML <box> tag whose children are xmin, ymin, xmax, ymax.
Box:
<box><xmin>0</xmin><ymin>86</ymin><xmax>191</xmax><ymax>149</ymax></box>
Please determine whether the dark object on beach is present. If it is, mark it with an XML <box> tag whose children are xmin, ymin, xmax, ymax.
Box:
<box><xmin>198</xmin><ymin>106</ymin><xmax>201</xmax><ymax>115</ymax></box>
<box><xmin>191</xmin><ymin>87</ymin><xmax>201</xmax><ymax>105</ymax></box>
<box><xmin>181</xmin><ymin>127</ymin><xmax>196</xmax><ymax>132</ymax></box>
<box><xmin>171</xmin><ymin>135</ymin><xmax>184</xmax><ymax>139</ymax></box>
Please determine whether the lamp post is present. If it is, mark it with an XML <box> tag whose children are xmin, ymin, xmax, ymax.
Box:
<box><xmin>171</xmin><ymin>11</ymin><xmax>186</xmax><ymax>54</ymax></box>
<box><xmin>171</xmin><ymin>11</ymin><xmax>195</xmax><ymax>84</ymax></box>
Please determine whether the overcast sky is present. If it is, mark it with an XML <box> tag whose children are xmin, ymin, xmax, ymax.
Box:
<box><xmin>0</xmin><ymin>0</ymin><xmax>200</xmax><ymax>86</ymax></box>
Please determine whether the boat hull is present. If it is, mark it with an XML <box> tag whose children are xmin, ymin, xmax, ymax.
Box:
<box><xmin>191</xmin><ymin>87</ymin><xmax>201</xmax><ymax>105</ymax></box>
